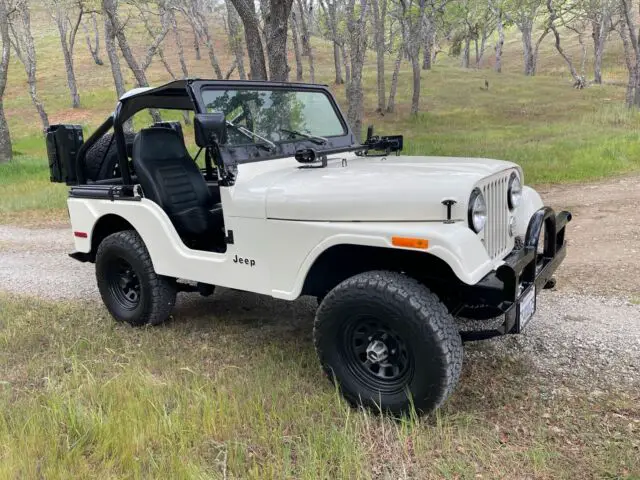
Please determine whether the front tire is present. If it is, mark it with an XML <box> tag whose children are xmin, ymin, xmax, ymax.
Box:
<box><xmin>96</xmin><ymin>230</ymin><xmax>176</xmax><ymax>326</ymax></box>
<box><xmin>314</xmin><ymin>271</ymin><xmax>463</xmax><ymax>415</ymax></box>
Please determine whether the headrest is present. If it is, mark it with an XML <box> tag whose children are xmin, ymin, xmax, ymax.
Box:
<box><xmin>133</xmin><ymin>127</ymin><xmax>189</xmax><ymax>162</ymax></box>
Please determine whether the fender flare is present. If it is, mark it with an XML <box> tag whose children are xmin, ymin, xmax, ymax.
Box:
<box><xmin>280</xmin><ymin>223</ymin><xmax>496</xmax><ymax>299</ymax></box>
<box><xmin>514</xmin><ymin>186</ymin><xmax>544</xmax><ymax>239</ymax></box>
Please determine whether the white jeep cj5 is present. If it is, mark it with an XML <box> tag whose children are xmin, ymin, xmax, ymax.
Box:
<box><xmin>46</xmin><ymin>80</ymin><xmax>571</xmax><ymax>414</ymax></box>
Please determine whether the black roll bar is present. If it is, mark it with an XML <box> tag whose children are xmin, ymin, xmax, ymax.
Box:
<box><xmin>113</xmin><ymin>102</ymin><xmax>132</xmax><ymax>185</ymax></box>
<box><xmin>75</xmin><ymin>114</ymin><xmax>114</xmax><ymax>185</ymax></box>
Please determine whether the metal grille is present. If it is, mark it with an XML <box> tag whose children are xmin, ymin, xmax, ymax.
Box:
<box><xmin>481</xmin><ymin>175</ymin><xmax>510</xmax><ymax>259</ymax></box>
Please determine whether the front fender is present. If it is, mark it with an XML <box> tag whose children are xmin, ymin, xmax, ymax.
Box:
<box><xmin>279</xmin><ymin>221</ymin><xmax>496</xmax><ymax>300</ymax></box>
<box><xmin>514</xmin><ymin>186</ymin><xmax>544</xmax><ymax>238</ymax></box>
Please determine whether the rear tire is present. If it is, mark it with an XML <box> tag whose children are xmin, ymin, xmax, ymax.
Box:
<box><xmin>96</xmin><ymin>230</ymin><xmax>176</xmax><ymax>326</ymax></box>
<box><xmin>314</xmin><ymin>271</ymin><xmax>463</xmax><ymax>415</ymax></box>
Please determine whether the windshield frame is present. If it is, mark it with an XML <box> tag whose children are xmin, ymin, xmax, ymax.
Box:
<box><xmin>190</xmin><ymin>80</ymin><xmax>356</xmax><ymax>165</ymax></box>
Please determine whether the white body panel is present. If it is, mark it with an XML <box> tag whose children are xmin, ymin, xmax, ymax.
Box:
<box><xmin>68</xmin><ymin>153</ymin><xmax>543</xmax><ymax>300</ymax></box>
<box><xmin>224</xmin><ymin>152</ymin><xmax>519</xmax><ymax>221</ymax></box>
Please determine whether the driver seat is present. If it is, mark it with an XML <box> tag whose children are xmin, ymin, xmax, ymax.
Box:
<box><xmin>132</xmin><ymin>127</ymin><xmax>224</xmax><ymax>241</ymax></box>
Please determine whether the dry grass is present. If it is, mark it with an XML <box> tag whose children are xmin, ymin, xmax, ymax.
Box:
<box><xmin>0</xmin><ymin>294</ymin><xmax>638</xmax><ymax>478</ymax></box>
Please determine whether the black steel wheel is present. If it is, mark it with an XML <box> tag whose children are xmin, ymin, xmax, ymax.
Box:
<box><xmin>341</xmin><ymin>316</ymin><xmax>413</xmax><ymax>394</ymax></box>
<box><xmin>96</xmin><ymin>230</ymin><xmax>176</xmax><ymax>326</ymax></box>
<box><xmin>314</xmin><ymin>271</ymin><xmax>463</xmax><ymax>415</ymax></box>
<box><xmin>105</xmin><ymin>258</ymin><xmax>141</xmax><ymax>311</ymax></box>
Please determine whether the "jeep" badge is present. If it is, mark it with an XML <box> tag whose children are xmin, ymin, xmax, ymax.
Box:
<box><xmin>233</xmin><ymin>254</ymin><xmax>256</xmax><ymax>267</ymax></box>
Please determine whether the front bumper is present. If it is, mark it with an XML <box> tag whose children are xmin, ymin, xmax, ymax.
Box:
<box><xmin>460</xmin><ymin>207</ymin><xmax>572</xmax><ymax>341</ymax></box>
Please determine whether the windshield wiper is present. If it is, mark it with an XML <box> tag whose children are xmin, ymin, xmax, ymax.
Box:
<box><xmin>226</xmin><ymin>120</ymin><xmax>276</xmax><ymax>151</ymax></box>
<box><xmin>280</xmin><ymin>128</ymin><xmax>328</xmax><ymax>146</ymax></box>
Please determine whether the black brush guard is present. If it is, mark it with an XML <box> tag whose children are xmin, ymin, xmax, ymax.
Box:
<box><xmin>460</xmin><ymin>207</ymin><xmax>572</xmax><ymax>341</ymax></box>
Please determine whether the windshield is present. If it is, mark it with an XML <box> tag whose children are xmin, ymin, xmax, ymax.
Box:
<box><xmin>201</xmin><ymin>88</ymin><xmax>346</xmax><ymax>146</ymax></box>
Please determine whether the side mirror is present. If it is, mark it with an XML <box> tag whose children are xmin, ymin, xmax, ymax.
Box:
<box><xmin>194</xmin><ymin>112</ymin><xmax>227</xmax><ymax>147</ymax></box>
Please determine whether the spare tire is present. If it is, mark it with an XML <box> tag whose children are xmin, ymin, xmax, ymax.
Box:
<box><xmin>84</xmin><ymin>132</ymin><xmax>135</xmax><ymax>181</ymax></box>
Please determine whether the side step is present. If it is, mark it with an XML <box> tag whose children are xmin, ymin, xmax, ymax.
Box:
<box><xmin>176</xmin><ymin>282</ymin><xmax>215</xmax><ymax>297</ymax></box>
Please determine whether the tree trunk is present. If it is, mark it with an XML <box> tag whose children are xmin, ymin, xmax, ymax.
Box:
<box><xmin>422</xmin><ymin>18</ymin><xmax>434</xmax><ymax>70</ymax></box>
<box><xmin>495</xmin><ymin>11</ymin><xmax>504</xmax><ymax>73</ymax></box>
<box><xmin>462</xmin><ymin>38</ymin><xmax>470</xmax><ymax>68</ymax></box>
<box><xmin>264</xmin><ymin>0</ymin><xmax>294</xmax><ymax>81</ymax></box>
<box><xmin>386</xmin><ymin>47</ymin><xmax>403</xmax><ymax>113</ymax></box>
<box><xmin>104</xmin><ymin>1</ymin><xmax>148</xmax><ymax>87</ymax></box>
<box><xmin>82</xmin><ymin>12</ymin><xmax>103</xmax><ymax>66</ymax></box>
<box><xmin>592</xmin><ymin>18</ymin><xmax>607</xmax><ymax>84</ymax></box>
<box><xmin>521</xmin><ymin>23</ymin><xmax>535</xmax><ymax>75</ymax></box>
<box><xmin>617</xmin><ymin>9</ymin><xmax>639</xmax><ymax>107</ymax></box>
<box><xmin>103</xmin><ymin>11</ymin><xmax>125</xmax><ymax>99</ymax></box>
<box><xmin>296</xmin><ymin>0</ymin><xmax>315</xmax><ymax>82</ymax></box>
<box><xmin>0</xmin><ymin>0</ymin><xmax>12</xmax><ymax>163</ymax></box>
<box><xmin>28</xmin><ymin>69</ymin><xmax>49</xmax><ymax>131</ymax></box>
<box><xmin>291</xmin><ymin>12</ymin><xmax>304</xmax><ymax>80</ymax></box>
<box><xmin>333</xmin><ymin>42</ymin><xmax>343</xmax><ymax>84</ymax></box>
<box><xmin>476</xmin><ymin>31</ymin><xmax>489</xmax><ymax>67</ymax></box>
<box><xmin>60</xmin><ymin>39</ymin><xmax>81</xmax><ymax>108</ymax></box>
<box><xmin>55</xmin><ymin>8</ymin><xmax>83</xmax><ymax>108</ymax></box>
<box><xmin>0</xmin><ymin>99</ymin><xmax>11</xmax><ymax>163</ymax></box>
<box><xmin>371</xmin><ymin>0</ymin><xmax>386</xmax><ymax>112</ymax></box>
<box><xmin>548</xmin><ymin>20</ymin><xmax>584</xmax><ymax>87</ymax></box>
<box><xmin>410</xmin><ymin>53</ymin><xmax>421</xmax><ymax>115</ymax></box>
<box><xmin>12</xmin><ymin>2</ymin><xmax>49</xmax><ymax>131</ymax></box>
<box><xmin>166</xmin><ymin>10</ymin><xmax>192</xmax><ymax>128</ymax></box>
<box><xmin>423</xmin><ymin>44</ymin><xmax>431</xmax><ymax>70</ymax></box>
<box><xmin>400</xmin><ymin>0</ymin><xmax>426</xmax><ymax>114</ymax></box>
<box><xmin>474</xmin><ymin>38</ymin><xmax>479</xmax><ymax>67</ymax></box>
<box><xmin>190</xmin><ymin>22</ymin><xmax>201</xmax><ymax>60</ymax></box>
<box><xmin>320</xmin><ymin>0</ymin><xmax>342</xmax><ymax>85</ymax></box>
<box><xmin>230</xmin><ymin>0</ymin><xmax>268</xmax><ymax>80</ymax></box>
<box><xmin>530</xmin><ymin>28</ymin><xmax>551</xmax><ymax>76</ymax></box>
<box><xmin>103</xmin><ymin>0</ymin><xmax>162</xmax><ymax>123</ymax></box>
<box><xmin>226</xmin><ymin>2</ymin><xmax>246</xmax><ymax>80</ymax></box>
<box><xmin>169</xmin><ymin>8</ymin><xmax>189</xmax><ymax>79</ymax></box>
<box><xmin>346</xmin><ymin>0</ymin><xmax>369</xmax><ymax>141</ymax></box>
<box><xmin>199</xmin><ymin>19</ymin><xmax>223</xmax><ymax>79</ymax></box>
<box><xmin>341</xmin><ymin>43</ymin><xmax>351</xmax><ymax>84</ymax></box>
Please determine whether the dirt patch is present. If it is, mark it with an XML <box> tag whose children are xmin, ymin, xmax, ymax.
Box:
<box><xmin>0</xmin><ymin>209</ymin><xmax>69</xmax><ymax>229</ymax></box>
<box><xmin>537</xmin><ymin>173</ymin><xmax>640</xmax><ymax>298</ymax></box>
<box><xmin>49</xmin><ymin>108</ymin><xmax>93</xmax><ymax>125</ymax></box>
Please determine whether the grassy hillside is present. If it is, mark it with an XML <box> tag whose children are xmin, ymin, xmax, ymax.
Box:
<box><xmin>1</xmin><ymin>8</ymin><xmax>639</xmax><ymax>223</ymax></box>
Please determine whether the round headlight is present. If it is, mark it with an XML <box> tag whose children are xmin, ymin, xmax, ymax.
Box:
<box><xmin>468</xmin><ymin>189</ymin><xmax>487</xmax><ymax>233</ymax></box>
<box><xmin>508</xmin><ymin>172</ymin><xmax>522</xmax><ymax>210</ymax></box>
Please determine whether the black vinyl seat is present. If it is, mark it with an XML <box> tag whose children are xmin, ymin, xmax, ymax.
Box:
<box><xmin>132</xmin><ymin>127</ymin><xmax>224</xmax><ymax>241</ymax></box>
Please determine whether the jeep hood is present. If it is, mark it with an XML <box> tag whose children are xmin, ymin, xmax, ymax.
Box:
<box><xmin>261</xmin><ymin>155</ymin><xmax>518</xmax><ymax>222</ymax></box>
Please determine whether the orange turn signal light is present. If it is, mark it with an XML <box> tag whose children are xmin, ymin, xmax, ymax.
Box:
<box><xmin>391</xmin><ymin>236</ymin><xmax>429</xmax><ymax>249</ymax></box>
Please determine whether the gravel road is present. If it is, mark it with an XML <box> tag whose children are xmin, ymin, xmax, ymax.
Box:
<box><xmin>1</xmin><ymin>175</ymin><xmax>639</xmax><ymax>388</ymax></box>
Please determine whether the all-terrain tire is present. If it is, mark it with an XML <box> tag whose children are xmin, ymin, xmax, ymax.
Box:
<box><xmin>95</xmin><ymin>230</ymin><xmax>176</xmax><ymax>326</ymax></box>
<box><xmin>84</xmin><ymin>132</ymin><xmax>135</xmax><ymax>181</ymax></box>
<box><xmin>314</xmin><ymin>271</ymin><xmax>463</xmax><ymax>415</ymax></box>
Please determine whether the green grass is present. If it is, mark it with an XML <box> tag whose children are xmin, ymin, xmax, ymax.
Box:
<box><xmin>0</xmin><ymin>294</ymin><xmax>638</xmax><ymax>478</ymax></box>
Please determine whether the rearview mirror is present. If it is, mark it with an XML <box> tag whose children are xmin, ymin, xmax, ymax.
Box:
<box><xmin>194</xmin><ymin>112</ymin><xmax>227</xmax><ymax>147</ymax></box>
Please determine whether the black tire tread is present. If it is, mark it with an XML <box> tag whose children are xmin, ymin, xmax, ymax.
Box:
<box><xmin>84</xmin><ymin>132</ymin><xmax>135</xmax><ymax>181</ymax></box>
<box><xmin>96</xmin><ymin>230</ymin><xmax>176</xmax><ymax>326</ymax></box>
<box><xmin>314</xmin><ymin>270</ymin><xmax>463</xmax><ymax>414</ymax></box>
